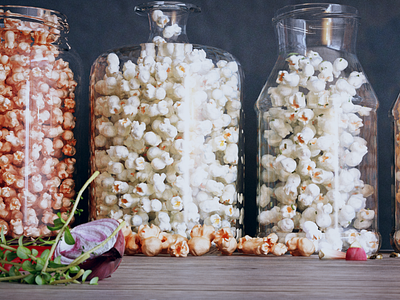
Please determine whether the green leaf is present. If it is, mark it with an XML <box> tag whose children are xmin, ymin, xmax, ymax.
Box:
<box><xmin>47</xmin><ymin>217</ymin><xmax>66</xmax><ymax>231</ymax></box>
<box><xmin>54</xmin><ymin>255</ymin><xmax>61</xmax><ymax>264</ymax></box>
<box><xmin>81</xmin><ymin>270</ymin><xmax>92</xmax><ymax>283</ymax></box>
<box><xmin>9</xmin><ymin>266</ymin><xmax>21</xmax><ymax>277</ymax></box>
<box><xmin>5</xmin><ymin>251</ymin><xmax>18</xmax><ymax>262</ymax></box>
<box><xmin>64</xmin><ymin>227</ymin><xmax>75</xmax><ymax>245</ymax></box>
<box><xmin>48</xmin><ymin>260</ymin><xmax>65</xmax><ymax>269</ymax></box>
<box><xmin>23</xmin><ymin>273</ymin><xmax>35</xmax><ymax>284</ymax></box>
<box><xmin>40</xmin><ymin>249</ymin><xmax>50</xmax><ymax>260</ymax></box>
<box><xmin>18</xmin><ymin>236</ymin><xmax>24</xmax><ymax>247</ymax></box>
<box><xmin>22</xmin><ymin>260</ymin><xmax>36</xmax><ymax>273</ymax></box>
<box><xmin>1</xmin><ymin>227</ymin><xmax>6</xmax><ymax>244</ymax></box>
<box><xmin>16</xmin><ymin>246</ymin><xmax>31</xmax><ymax>260</ymax></box>
<box><xmin>89</xmin><ymin>277</ymin><xmax>99</xmax><ymax>285</ymax></box>
<box><xmin>0</xmin><ymin>249</ymin><xmax>4</xmax><ymax>259</ymax></box>
<box><xmin>69</xmin><ymin>265</ymin><xmax>80</xmax><ymax>274</ymax></box>
<box><xmin>64</xmin><ymin>272</ymin><xmax>71</xmax><ymax>280</ymax></box>
<box><xmin>47</xmin><ymin>223</ymin><xmax>63</xmax><ymax>231</ymax></box>
<box><xmin>42</xmin><ymin>272</ymin><xmax>52</xmax><ymax>282</ymax></box>
<box><xmin>35</xmin><ymin>274</ymin><xmax>45</xmax><ymax>285</ymax></box>
<box><xmin>35</xmin><ymin>257</ymin><xmax>45</xmax><ymax>271</ymax></box>
<box><xmin>31</xmin><ymin>248</ymin><xmax>38</xmax><ymax>257</ymax></box>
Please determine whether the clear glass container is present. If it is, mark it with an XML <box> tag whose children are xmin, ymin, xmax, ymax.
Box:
<box><xmin>0</xmin><ymin>6</ymin><xmax>82</xmax><ymax>239</ymax></box>
<box><xmin>391</xmin><ymin>94</ymin><xmax>400</xmax><ymax>252</ymax></box>
<box><xmin>255</xmin><ymin>3</ymin><xmax>380</xmax><ymax>254</ymax></box>
<box><xmin>89</xmin><ymin>1</ymin><xmax>244</xmax><ymax>239</ymax></box>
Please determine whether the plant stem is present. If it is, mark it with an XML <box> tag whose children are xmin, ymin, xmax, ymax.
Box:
<box><xmin>50</xmin><ymin>269</ymin><xmax>85</xmax><ymax>285</ymax></box>
<box><xmin>0</xmin><ymin>259</ymin><xmax>22</xmax><ymax>268</ymax></box>
<box><xmin>0</xmin><ymin>244</ymin><xmax>18</xmax><ymax>252</ymax></box>
<box><xmin>42</xmin><ymin>171</ymin><xmax>100</xmax><ymax>272</ymax></box>
<box><xmin>0</xmin><ymin>266</ymin><xmax>8</xmax><ymax>273</ymax></box>
<box><xmin>0</xmin><ymin>274</ymin><xmax>28</xmax><ymax>282</ymax></box>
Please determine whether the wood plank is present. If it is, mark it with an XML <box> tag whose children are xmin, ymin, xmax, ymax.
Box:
<box><xmin>1</xmin><ymin>252</ymin><xmax>400</xmax><ymax>299</ymax></box>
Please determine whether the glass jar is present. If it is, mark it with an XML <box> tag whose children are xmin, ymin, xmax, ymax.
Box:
<box><xmin>89</xmin><ymin>1</ymin><xmax>244</xmax><ymax>239</ymax></box>
<box><xmin>0</xmin><ymin>6</ymin><xmax>82</xmax><ymax>239</ymax></box>
<box><xmin>255</xmin><ymin>3</ymin><xmax>380</xmax><ymax>255</ymax></box>
<box><xmin>391</xmin><ymin>94</ymin><xmax>400</xmax><ymax>252</ymax></box>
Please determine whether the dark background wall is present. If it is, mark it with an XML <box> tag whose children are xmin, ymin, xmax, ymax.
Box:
<box><xmin>2</xmin><ymin>0</ymin><xmax>398</xmax><ymax>250</ymax></box>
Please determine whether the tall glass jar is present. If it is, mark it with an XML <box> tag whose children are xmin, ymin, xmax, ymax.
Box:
<box><xmin>89</xmin><ymin>1</ymin><xmax>244</xmax><ymax>239</ymax></box>
<box><xmin>391</xmin><ymin>94</ymin><xmax>400</xmax><ymax>252</ymax></box>
<box><xmin>255</xmin><ymin>3</ymin><xmax>380</xmax><ymax>255</ymax></box>
<box><xmin>0</xmin><ymin>6</ymin><xmax>82</xmax><ymax>239</ymax></box>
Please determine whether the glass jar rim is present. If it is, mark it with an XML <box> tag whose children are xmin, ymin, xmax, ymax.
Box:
<box><xmin>134</xmin><ymin>1</ymin><xmax>201</xmax><ymax>15</ymax></box>
<box><xmin>273</xmin><ymin>3</ymin><xmax>359</xmax><ymax>23</ymax></box>
<box><xmin>0</xmin><ymin>5</ymin><xmax>69</xmax><ymax>32</ymax></box>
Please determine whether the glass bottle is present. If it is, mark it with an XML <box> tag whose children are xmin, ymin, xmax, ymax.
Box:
<box><xmin>89</xmin><ymin>1</ymin><xmax>244</xmax><ymax>239</ymax></box>
<box><xmin>0</xmin><ymin>6</ymin><xmax>82</xmax><ymax>239</ymax></box>
<box><xmin>255</xmin><ymin>3</ymin><xmax>380</xmax><ymax>255</ymax></box>
<box><xmin>391</xmin><ymin>94</ymin><xmax>400</xmax><ymax>252</ymax></box>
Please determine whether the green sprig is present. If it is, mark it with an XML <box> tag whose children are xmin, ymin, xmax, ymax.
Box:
<box><xmin>0</xmin><ymin>171</ymin><xmax>125</xmax><ymax>285</ymax></box>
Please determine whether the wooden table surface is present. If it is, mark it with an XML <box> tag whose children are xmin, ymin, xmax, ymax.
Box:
<box><xmin>1</xmin><ymin>249</ymin><xmax>400</xmax><ymax>300</ymax></box>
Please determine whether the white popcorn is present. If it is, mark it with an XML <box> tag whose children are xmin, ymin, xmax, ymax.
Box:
<box><xmin>347</xmin><ymin>71</ymin><xmax>367</xmax><ymax>89</ymax></box>
<box><xmin>347</xmin><ymin>193</ymin><xmax>366</xmax><ymax>212</ymax></box>
<box><xmin>143</xmin><ymin>131</ymin><xmax>162</xmax><ymax>146</ymax></box>
<box><xmin>302</xmin><ymin>220</ymin><xmax>323</xmax><ymax>251</ymax></box>
<box><xmin>275</xmin><ymin>186</ymin><xmax>296</xmax><ymax>205</ymax></box>
<box><xmin>199</xmin><ymin>198</ymin><xmax>220</xmax><ymax>214</ymax></box>
<box><xmin>306</xmin><ymin>76</ymin><xmax>326</xmax><ymax>93</ymax></box>
<box><xmin>298</xmin><ymin>183</ymin><xmax>320</xmax><ymax>207</ymax></box>
<box><xmin>107</xmin><ymin>145</ymin><xmax>129</xmax><ymax>161</ymax></box>
<box><xmin>315</xmin><ymin>202</ymin><xmax>332</xmax><ymax>229</ymax></box>
<box><xmin>112</xmin><ymin>181</ymin><xmax>130</xmax><ymax>194</ymax></box>
<box><xmin>167</xmin><ymin>196</ymin><xmax>183</xmax><ymax>211</ymax></box>
<box><xmin>312</xmin><ymin>168</ymin><xmax>333</xmax><ymax>184</ymax></box>
<box><xmin>332</xmin><ymin>58</ymin><xmax>348</xmax><ymax>78</ymax></box>
<box><xmin>276</xmin><ymin>71</ymin><xmax>300</xmax><ymax>87</ymax></box>
<box><xmin>135</xmin><ymin>183</ymin><xmax>153</xmax><ymax>196</ymax></box>
<box><xmin>294</xmin><ymin>126</ymin><xmax>315</xmax><ymax>145</ymax></box>
<box><xmin>92</xmin><ymin>40</ymin><xmax>242</xmax><ymax>237</ymax></box>
<box><xmin>223</xmin><ymin>143</ymin><xmax>238</xmax><ymax>164</ymax></box>
<box><xmin>150</xmin><ymin>199</ymin><xmax>162</xmax><ymax>212</ymax></box>
<box><xmin>163</xmin><ymin>24</ymin><xmax>182</xmax><ymax>39</ymax></box>
<box><xmin>338</xmin><ymin>205</ymin><xmax>356</xmax><ymax>227</ymax></box>
<box><xmin>152</xmin><ymin>173</ymin><xmax>167</xmax><ymax>194</ymax></box>
<box><xmin>204</xmin><ymin>180</ymin><xmax>224</xmax><ymax>196</ymax></box>
<box><xmin>119</xmin><ymin>194</ymin><xmax>140</xmax><ymax>208</ymax></box>
<box><xmin>275</xmin><ymin>155</ymin><xmax>297</xmax><ymax>173</ymax></box>
<box><xmin>278</xmin><ymin>218</ymin><xmax>294</xmax><ymax>232</ymax></box>
<box><xmin>270</xmin><ymin>118</ymin><xmax>292</xmax><ymax>138</ymax></box>
<box><xmin>131</xmin><ymin>121</ymin><xmax>146</xmax><ymax>140</ymax></box>
<box><xmin>307</xmin><ymin>51</ymin><xmax>323</xmax><ymax>69</ymax></box>
<box><xmin>107</xmin><ymin>161</ymin><xmax>124</xmax><ymax>174</ymax></box>
<box><xmin>257</xmin><ymin>185</ymin><xmax>273</xmax><ymax>208</ymax></box>
<box><xmin>258</xmin><ymin>50</ymin><xmax>376</xmax><ymax>252</ymax></box>
<box><xmin>317</xmin><ymin>61</ymin><xmax>334</xmax><ymax>82</ymax></box>
<box><xmin>259</xmin><ymin>206</ymin><xmax>281</xmax><ymax>225</ymax></box>
<box><xmin>281</xmin><ymin>205</ymin><xmax>296</xmax><ymax>219</ymax></box>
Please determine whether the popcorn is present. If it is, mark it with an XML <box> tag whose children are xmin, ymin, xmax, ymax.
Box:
<box><xmin>90</xmin><ymin>24</ymin><xmax>242</xmax><ymax>239</ymax></box>
<box><xmin>163</xmin><ymin>24</ymin><xmax>182</xmax><ymax>39</ymax></box>
<box><xmin>258</xmin><ymin>50</ymin><xmax>377</xmax><ymax>252</ymax></box>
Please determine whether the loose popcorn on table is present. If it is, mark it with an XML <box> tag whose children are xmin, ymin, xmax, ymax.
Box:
<box><xmin>90</xmin><ymin>12</ymin><xmax>242</xmax><ymax>239</ymax></box>
<box><xmin>257</xmin><ymin>51</ymin><xmax>378</xmax><ymax>254</ymax></box>
<box><xmin>0</xmin><ymin>14</ymin><xmax>78</xmax><ymax>238</ymax></box>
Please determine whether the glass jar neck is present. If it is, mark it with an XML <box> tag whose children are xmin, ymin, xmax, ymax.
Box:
<box><xmin>0</xmin><ymin>5</ymin><xmax>69</xmax><ymax>47</ymax></box>
<box><xmin>274</xmin><ymin>3</ymin><xmax>359</xmax><ymax>55</ymax></box>
<box><xmin>135</xmin><ymin>1</ymin><xmax>200</xmax><ymax>43</ymax></box>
